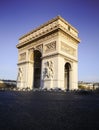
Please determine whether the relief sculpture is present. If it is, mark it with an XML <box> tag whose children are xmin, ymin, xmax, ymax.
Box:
<box><xmin>43</xmin><ymin>61</ymin><xmax>54</xmax><ymax>79</ymax></box>
<box><xmin>17</xmin><ymin>67</ymin><xmax>23</xmax><ymax>82</ymax></box>
<box><xmin>44</xmin><ymin>41</ymin><xmax>56</xmax><ymax>53</ymax></box>
<box><xmin>36</xmin><ymin>44</ymin><xmax>43</xmax><ymax>52</ymax></box>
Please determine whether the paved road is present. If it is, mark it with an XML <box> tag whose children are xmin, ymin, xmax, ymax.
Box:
<box><xmin>0</xmin><ymin>90</ymin><xmax>99</xmax><ymax>130</ymax></box>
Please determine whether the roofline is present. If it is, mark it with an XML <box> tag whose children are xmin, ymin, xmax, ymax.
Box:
<box><xmin>19</xmin><ymin>15</ymin><xmax>78</xmax><ymax>40</ymax></box>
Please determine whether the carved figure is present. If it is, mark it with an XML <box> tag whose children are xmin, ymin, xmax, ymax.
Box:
<box><xmin>43</xmin><ymin>61</ymin><xmax>53</xmax><ymax>79</ymax></box>
<box><xmin>17</xmin><ymin>67</ymin><xmax>23</xmax><ymax>81</ymax></box>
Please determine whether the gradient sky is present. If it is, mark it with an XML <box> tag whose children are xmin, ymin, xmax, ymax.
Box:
<box><xmin>0</xmin><ymin>0</ymin><xmax>99</xmax><ymax>82</ymax></box>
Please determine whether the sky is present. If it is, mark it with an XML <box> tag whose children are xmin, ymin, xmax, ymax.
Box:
<box><xmin>0</xmin><ymin>0</ymin><xmax>99</xmax><ymax>82</ymax></box>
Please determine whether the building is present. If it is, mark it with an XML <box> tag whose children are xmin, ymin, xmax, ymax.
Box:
<box><xmin>0</xmin><ymin>79</ymin><xmax>16</xmax><ymax>89</ymax></box>
<box><xmin>78</xmin><ymin>81</ymin><xmax>99</xmax><ymax>90</ymax></box>
<box><xmin>16</xmin><ymin>16</ymin><xmax>80</xmax><ymax>90</ymax></box>
<box><xmin>0</xmin><ymin>79</ymin><xmax>16</xmax><ymax>85</ymax></box>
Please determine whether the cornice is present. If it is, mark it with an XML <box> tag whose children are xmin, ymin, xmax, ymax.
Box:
<box><xmin>17</xmin><ymin>61</ymin><xmax>33</xmax><ymax>65</ymax></box>
<box><xmin>42</xmin><ymin>52</ymin><xmax>78</xmax><ymax>62</ymax></box>
<box><xmin>16</xmin><ymin>28</ymin><xmax>58</xmax><ymax>48</ymax></box>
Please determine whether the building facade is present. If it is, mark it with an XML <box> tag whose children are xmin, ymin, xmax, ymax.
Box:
<box><xmin>16</xmin><ymin>16</ymin><xmax>80</xmax><ymax>90</ymax></box>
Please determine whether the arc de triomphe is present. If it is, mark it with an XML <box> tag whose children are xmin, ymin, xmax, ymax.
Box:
<box><xmin>16</xmin><ymin>16</ymin><xmax>80</xmax><ymax>90</ymax></box>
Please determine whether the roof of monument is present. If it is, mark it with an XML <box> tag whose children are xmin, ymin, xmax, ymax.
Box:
<box><xmin>17</xmin><ymin>15</ymin><xmax>80</xmax><ymax>48</ymax></box>
<box><xmin>19</xmin><ymin>15</ymin><xmax>78</xmax><ymax>39</ymax></box>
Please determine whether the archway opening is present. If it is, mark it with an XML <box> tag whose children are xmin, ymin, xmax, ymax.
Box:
<box><xmin>33</xmin><ymin>50</ymin><xmax>42</xmax><ymax>88</ymax></box>
<box><xmin>64</xmin><ymin>62</ymin><xmax>71</xmax><ymax>91</ymax></box>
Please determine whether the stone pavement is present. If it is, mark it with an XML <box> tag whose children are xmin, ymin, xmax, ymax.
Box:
<box><xmin>0</xmin><ymin>90</ymin><xmax>99</xmax><ymax>130</ymax></box>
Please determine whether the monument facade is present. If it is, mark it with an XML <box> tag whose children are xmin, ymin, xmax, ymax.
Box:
<box><xmin>16</xmin><ymin>16</ymin><xmax>80</xmax><ymax>90</ymax></box>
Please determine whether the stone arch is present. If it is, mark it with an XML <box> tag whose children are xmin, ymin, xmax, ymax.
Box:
<box><xmin>33</xmin><ymin>50</ymin><xmax>42</xmax><ymax>88</ymax></box>
<box><xmin>64</xmin><ymin>62</ymin><xmax>71</xmax><ymax>91</ymax></box>
<box><xmin>17</xmin><ymin>16</ymin><xmax>80</xmax><ymax>90</ymax></box>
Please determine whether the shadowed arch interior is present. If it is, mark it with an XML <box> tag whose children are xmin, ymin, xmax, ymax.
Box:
<box><xmin>64</xmin><ymin>62</ymin><xmax>71</xmax><ymax>91</ymax></box>
<box><xmin>34</xmin><ymin>50</ymin><xmax>42</xmax><ymax>88</ymax></box>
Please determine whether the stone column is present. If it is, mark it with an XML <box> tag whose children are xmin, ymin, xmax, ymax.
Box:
<box><xmin>26</xmin><ymin>49</ymin><xmax>34</xmax><ymax>90</ymax></box>
<box><xmin>71</xmin><ymin>61</ymin><xmax>78</xmax><ymax>90</ymax></box>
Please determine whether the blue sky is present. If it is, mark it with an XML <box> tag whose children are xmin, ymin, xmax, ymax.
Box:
<box><xmin>0</xmin><ymin>0</ymin><xmax>99</xmax><ymax>82</ymax></box>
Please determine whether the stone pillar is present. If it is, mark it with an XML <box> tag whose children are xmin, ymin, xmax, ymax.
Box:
<box><xmin>57</xmin><ymin>56</ymin><xmax>64</xmax><ymax>90</ymax></box>
<box><xmin>71</xmin><ymin>61</ymin><xmax>78</xmax><ymax>90</ymax></box>
<box><xmin>26</xmin><ymin>61</ymin><xmax>33</xmax><ymax>89</ymax></box>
